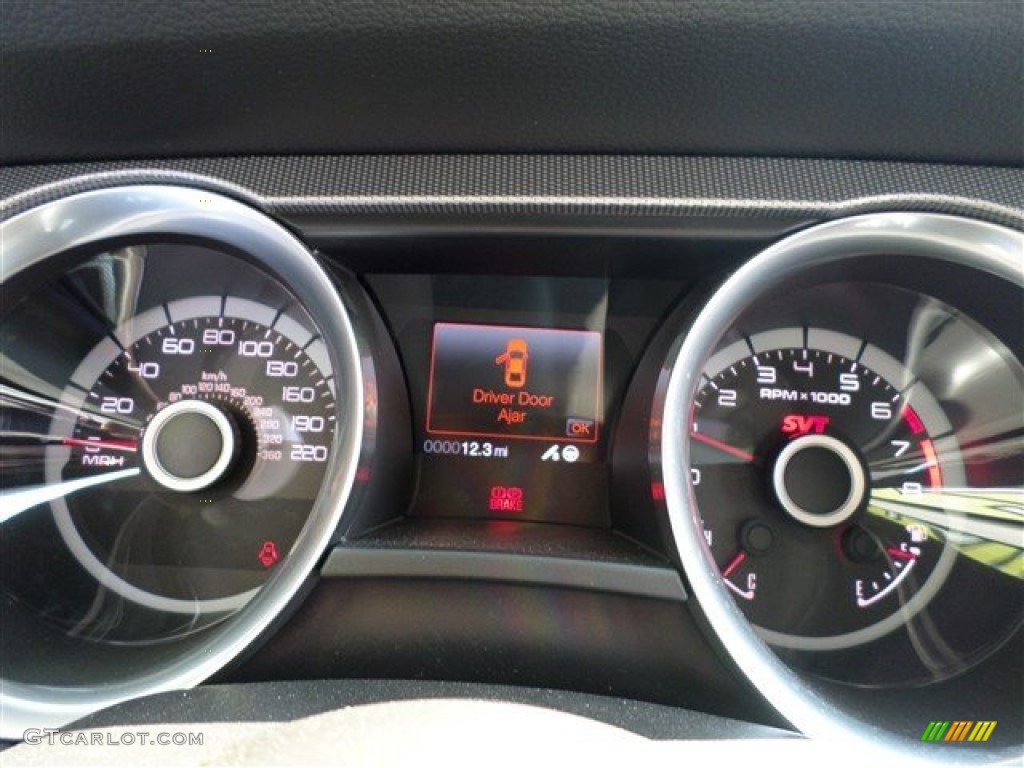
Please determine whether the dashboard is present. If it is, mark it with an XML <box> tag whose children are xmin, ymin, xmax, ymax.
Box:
<box><xmin>1</xmin><ymin>2</ymin><xmax>1023</xmax><ymax>766</ymax></box>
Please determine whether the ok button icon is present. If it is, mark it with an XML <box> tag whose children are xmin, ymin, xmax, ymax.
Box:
<box><xmin>566</xmin><ymin>418</ymin><xmax>594</xmax><ymax>438</ymax></box>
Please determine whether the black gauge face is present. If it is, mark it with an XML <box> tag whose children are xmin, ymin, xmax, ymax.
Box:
<box><xmin>45</xmin><ymin>304</ymin><xmax>337</xmax><ymax>612</ymax></box>
<box><xmin>682</xmin><ymin>276</ymin><xmax>1024</xmax><ymax>680</ymax></box>
<box><xmin>1</xmin><ymin>241</ymin><xmax>346</xmax><ymax>630</ymax></box>
<box><xmin>692</xmin><ymin>329</ymin><xmax>961</xmax><ymax>649</ymax></box>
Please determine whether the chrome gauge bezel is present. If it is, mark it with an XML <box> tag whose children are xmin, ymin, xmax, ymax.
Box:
<box><xmin>0</xmin><ymin>185</ymin><xmax>364</xmax><ymax>737</ymax></box>
<box><xmin>660</xmin><ymin>212</ymin><xmax>1023</xmax><ymax>761</ymax></box>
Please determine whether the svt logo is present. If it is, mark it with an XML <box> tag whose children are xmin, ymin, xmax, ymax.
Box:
<box><xmin>781</xmin><ymin>413</ymin><xmax>830</xmax><ymax>437</ymax></box>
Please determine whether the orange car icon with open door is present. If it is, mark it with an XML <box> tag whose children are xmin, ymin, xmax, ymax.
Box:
<box><xmin>495</xmin><ymin>339</ymin><xmax>529</xmax><ymax>388</ymax></box>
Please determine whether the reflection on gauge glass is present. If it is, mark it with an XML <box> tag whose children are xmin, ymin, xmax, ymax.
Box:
<box><xmin>689</xmin><ymin>283</ymin><xmax>1022</xmax><ymax>674</ymax></box>
<box><xmin>2</xmin><ymin>243</ymin><xmax>338</xmax><ymax>629</ymax></box>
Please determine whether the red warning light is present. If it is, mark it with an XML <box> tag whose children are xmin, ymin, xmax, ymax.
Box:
<box><xmin>258</xmin><ymin>540</ymin><xmax>280</xmax><ymax>568</ymax></box>
<box><xmin>489</xmin><ymin>486</ymin><xmax>524</xmax><ymax>513</ymax></box>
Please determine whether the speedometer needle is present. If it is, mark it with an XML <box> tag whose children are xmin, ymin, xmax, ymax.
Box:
<box><xmin>0</xmin><ymin>468</ymin><xmax>141</xmax><ymax>524</ymax></box>
<box><xmin>61</xmin><ymin>437</ymin><xmax>138</xmax><ymax>452</ymax></box>
<box><xmin>691</xmin><ymin>431</ymin><xmax>756</xmax><ymax>462</ymax></box>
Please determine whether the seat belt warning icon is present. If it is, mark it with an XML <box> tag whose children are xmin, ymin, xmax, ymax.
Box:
<box><xmin>495</xmin><ymin>339</ymin><xmax>529</xmax><ymax>388</ymax></box>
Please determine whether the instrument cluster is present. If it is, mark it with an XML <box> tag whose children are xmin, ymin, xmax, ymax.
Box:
<box><xmin>1</xmin><ymin>185</ymin><xmax>1020</xmax><ymax>760</ymax></box>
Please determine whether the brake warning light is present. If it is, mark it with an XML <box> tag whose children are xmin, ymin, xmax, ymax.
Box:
<box><xmin>489</xmin><ymin>486</ymin><xmax>524</xmax><ymax>513</ymax></box>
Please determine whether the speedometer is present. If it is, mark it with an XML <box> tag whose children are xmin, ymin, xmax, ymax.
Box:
<box><xmin>0</xmin><ymin>185</ymin><xmax>365</xmax><ymax>736</ymax></box>
<box><xmin>44</xmin><ymin>300</ymin><xmax>336</xmax><ymax>613</ymax></box>
<box><xmin>692</xmin><ymin>328</ymin><xmax>961</xmax><ymax>650</ymax></box>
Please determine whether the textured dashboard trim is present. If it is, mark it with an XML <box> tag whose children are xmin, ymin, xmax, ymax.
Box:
<box><xmin>2</xmin><ymin>156</ymin><xmax>1022</xmax><ymax>227</ymax></box>
<box><xmin>3</xmin><ymin>1</ymin><xmax>1022</xmax><ymax>166</ymax></box>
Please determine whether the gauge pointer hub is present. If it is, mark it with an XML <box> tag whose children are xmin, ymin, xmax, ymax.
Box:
<box><xmin>141</xmin><ymin>400</ymin><xmax>239</xmax><ymax>493</ymax></box>
<box><xmin>772</xmin><ymin>433</ymin><xmax>867</xmax><ymax>528</ymax></box>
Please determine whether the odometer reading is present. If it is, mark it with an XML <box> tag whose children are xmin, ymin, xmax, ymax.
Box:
<box><xmin>422</xmin><ymin>439</ymin><xmax>511</xmax><ymax>459</ymax></box>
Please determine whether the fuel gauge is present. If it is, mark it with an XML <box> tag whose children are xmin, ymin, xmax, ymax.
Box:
<box><xmin>845</xmin><ymin>522</ymin><xmax>929</xmax><ymax>608</ymax></box>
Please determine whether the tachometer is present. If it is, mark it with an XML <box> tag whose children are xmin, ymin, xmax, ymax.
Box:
<box><xmin>692</xmin><ymin>328</ymin><xmax>962</xmax><ymax>649</ymax></box>
<box><xmin>656</xmin><ymin>213</ymin><xmax>1022</xmax><ymax>755</ymax></box>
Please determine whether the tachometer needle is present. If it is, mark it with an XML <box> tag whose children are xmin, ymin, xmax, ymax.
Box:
<box><xmin>691</xmin><ymin>431</ymin><xmax>755</xmax><ymax>462</ymax></box>
<box><xmin>0</xmin><ymin>468</ymin><xmax>141</xmax><ymax>524</ymax></box>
